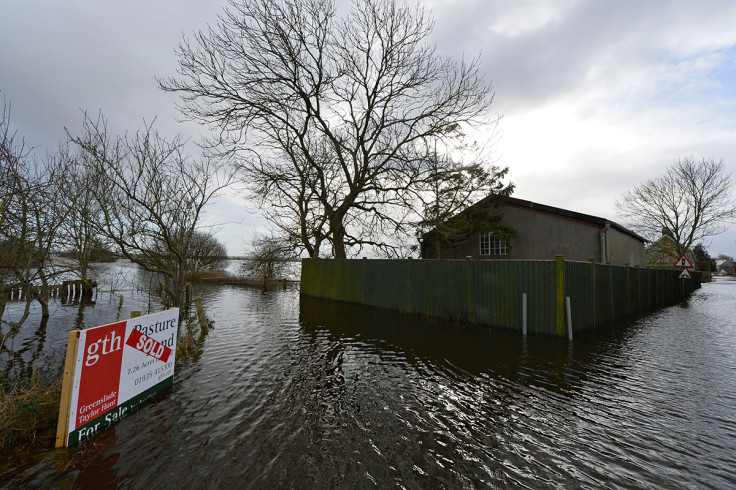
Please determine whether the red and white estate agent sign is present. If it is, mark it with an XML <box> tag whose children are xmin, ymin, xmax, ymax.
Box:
<box><xmin>56</xmin><ymin>308</ymin><xmax>179</xmax><ymax>447</ymax></box>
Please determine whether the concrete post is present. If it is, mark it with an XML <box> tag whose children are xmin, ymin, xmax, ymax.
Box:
<box><xmin>589</xmin><ymin>258</ymin><xmax>596</xmax><ymax>328</ymax></box>
<box><xmin>522</xmin><ymin>293</ymin><xmax>528</xmax><ymax>336</ymax></box>
<box><xmin>556</xmin><ymin>255</ymin><xmax>565</xmax><ymax>336</ymax></box>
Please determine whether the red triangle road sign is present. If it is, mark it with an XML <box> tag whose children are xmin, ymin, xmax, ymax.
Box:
<box><xmin>678</xmin><ymin>268</ymin><xmax>692</xmax><ymax>279</ymax></box>
<box><xmin>674</xmin><ymin>254</ymin><xmax>693</xmax><ymax>268</ymax></box>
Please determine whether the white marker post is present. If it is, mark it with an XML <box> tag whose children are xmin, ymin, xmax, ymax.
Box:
<box><xmin>522</xmin><ymin>293</ymin><xmax>528</xmax><ymax>336</ymax></box>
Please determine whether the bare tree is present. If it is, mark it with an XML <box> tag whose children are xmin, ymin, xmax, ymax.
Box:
<box><xmin>1</xmin><ymin>101</ymin><xmax>68</xmax><ymax>344</ymax></box>
<box><xmin>187</xmin><ymin>231</ymin><xmax>229</xmax><ymax>272</ymax></box>
<box><xmin>71</xmin><ymin>113</ymin><xmax>234</xmax><ymax>308</ymax></box>
<box><xmin>616</xmin><ymin>157</ymin><xmax>736</xmax><ymax>257</ymax></box>
<box><xmin>160</xmin><ymin>0</ymin><xmax>497</xmax><ymax>258</ymax></box>
<box><xmin>240</xmin><ymin>234</ymin><xmax>295</xmax><ymax>280</ymax></box>
<box><xmin>153</xmin><ymin>230</ymin><xmax>229</xmax><ymax>273</ymax></box>
<box><xmin>54</xmin><ymin>138</ymin><xmax>114</xmax><ymax>285</ymax></box>
<box><xmin>0</xmin><ymin>100</ymin><xmax>34</xmax><ymax>334</ymax></box>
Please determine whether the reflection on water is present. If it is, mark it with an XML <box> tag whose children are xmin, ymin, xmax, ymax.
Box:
<box><xmin>3</xmin><ymin>275</ymin><xmax>736</xmax><ymax>487</ymax></box>
<box><xmin>1</xmin><ymin>261</ymin><xmax>155</xmax><ymax>382</ymax></box>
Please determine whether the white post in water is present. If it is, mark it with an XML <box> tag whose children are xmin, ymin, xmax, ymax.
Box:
<box><xmin>565</xmin><ymin>296</ymin><xmax>573</xmax><ymax>341</ymax></box>
<box><xmin>522</xmin><ymin>293</ymin><xmax>528</xmax><ymax>336</ymax></box>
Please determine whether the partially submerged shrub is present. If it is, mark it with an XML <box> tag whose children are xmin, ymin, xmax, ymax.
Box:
<box><xmin>0</xmin><ymin>372</ymin><xmax>61</xmax><ymax>452</ymax></box>
<box><xmin>240</xmin><ymin>235</ymin><xmax>294</xmax><ymax>280</ymax></box>
<box><xmin>174</xmin><ymin>299</ymin><xmax>213</xmax><ymax>363</ymax></box>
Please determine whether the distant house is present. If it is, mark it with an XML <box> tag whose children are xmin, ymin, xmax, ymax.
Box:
<box><xmin>645</xmin><ymin>228</ymin><xmax>688</xmax><ymax>267</ymax></box>
<box><xmin>419</xmin><ymin>196</ymin><xmax>647</xmax><ymax>266</ymax></box>
<box><xmin>715</xmin><ymin>259</ymin><xmax>733</xmax><ymax>274</ymax></box>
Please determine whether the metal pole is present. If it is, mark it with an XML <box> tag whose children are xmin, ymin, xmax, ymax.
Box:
<box><xmin>522</xmin><ymin>292</ymin><xmax>528</xmax><ymax>336</ymax></box>
<box><xmin>566</xmin><ymin>296</ymin><xmax>573</xmax><ymax>341</ymax></box>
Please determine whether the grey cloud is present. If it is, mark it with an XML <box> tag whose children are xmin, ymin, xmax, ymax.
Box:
<box><xmin>428</xmin><ymin>0</ymin><xmax>736</xmax><ymax>113</ymax></box>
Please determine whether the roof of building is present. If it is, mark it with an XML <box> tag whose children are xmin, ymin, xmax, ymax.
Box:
<box><xmin>450</xmin><ymin>195</ymin><xmax>648</xmax><ymax>243</ymax></box>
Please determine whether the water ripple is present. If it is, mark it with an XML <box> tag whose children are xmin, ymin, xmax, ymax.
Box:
<box><xmin>6</xmin><ymin>279</ymin><xmax>736</xmax><ymax>488</ymax></box>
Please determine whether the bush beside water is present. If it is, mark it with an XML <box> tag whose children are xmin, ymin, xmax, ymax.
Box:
<box><xmin>0</xmin><ymin>372</ymin><xmax>61</xmax><ymax>452</ymax></box>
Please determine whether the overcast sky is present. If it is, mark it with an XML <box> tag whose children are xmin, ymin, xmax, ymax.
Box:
<box><xmin>2</xmin><ymin>0</ymin><xmax>736</xmax><ymax>257</ymax></box>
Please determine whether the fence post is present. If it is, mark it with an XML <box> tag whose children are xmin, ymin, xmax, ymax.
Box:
<box><xmin>556</xmin><ymin>255</ymin><xmax>565</xmax><ymax>336</ymax></box>
<box><xmin>194</xmin><ymin>296</ymin><xmax>208</xmax><ymax>341</ymax></box>
<box><xmin>589</xmin><ymin>258</ymin><xmax>596</xmax><ymax>328</ymax></box>
<box><xmin>522</xmin><ymin>292</ymin><xmax>528</xmax><ymax>336</ymax></box>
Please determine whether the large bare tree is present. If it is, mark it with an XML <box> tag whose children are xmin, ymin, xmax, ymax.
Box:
<box><xmin>616</xmin><ymin>157</ymin><xmax>736</xmax><ymax>257</ymax></box>
<box><xmin>160</xmin><ymin>0</ymin><xmax>500</xmax><ymax>258</ymax></box>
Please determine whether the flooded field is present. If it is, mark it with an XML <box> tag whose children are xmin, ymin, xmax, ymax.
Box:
<box><xmin>2</xmin><ymin>262</ymin><xmax>736</xmax><ymax>488</ymax></box>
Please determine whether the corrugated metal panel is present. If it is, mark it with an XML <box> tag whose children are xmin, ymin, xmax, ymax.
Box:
<box><xmin>301</xmin><ymin>258</ymin><xmax>701</xmax><ymax>336</ymax></box>
<box><xmin>564</xmin><ymin>261</ymin><xmax>594</xmax><ymax>333</ymax></box>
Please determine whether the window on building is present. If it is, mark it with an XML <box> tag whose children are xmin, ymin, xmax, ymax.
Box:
<box><xmin>479</xmin><ymin>232</ymin><xmax>509</xmax><ymax>256</ymax></box>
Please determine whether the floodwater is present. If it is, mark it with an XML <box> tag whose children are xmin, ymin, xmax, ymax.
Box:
<box><xmin>2</xmin><ymin>263</ymin><xmax>736</xmax><ymax>488</ymax></box>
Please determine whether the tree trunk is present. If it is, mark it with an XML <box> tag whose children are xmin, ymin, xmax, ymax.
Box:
<box><xmin>311</xmin><ymin>239</ymin><xmax>322</xmax><ymax>259</ymax></box>
<box><xmin>333</xmin><ymin>227</ymin><xmax>346</xmax><ymax>259</ymax></box>
<box><xmin>38</xmin><ymin>296</ymin><xmax>50</xmax><ymax>318</ymax></box>
<box><xmin>1</xmin><ymin>293</ymin><xmax>33</xmax><ymax>349</ymax></box>
<box><xmin>175</xmin><ymin>260</ymin><xmax>187</xmax><ymax>309</ymax></box>
<box><xmin>37</xmin><ymin>268</ymin><xmax>51</xmax><ymax>317</ymax></box>
<box><xmin>0</xmin><ymin>284</ymin><xmax>7</xmax><ymax>323</ymax></box>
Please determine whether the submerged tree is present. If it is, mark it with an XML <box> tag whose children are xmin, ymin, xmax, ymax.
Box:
<box><xmin>616</xmin><ymin>157</ymin><xmax>736</xmax><ymax>258</ymax></box>
<box><xmin>160</xmin><ymin>0</ymin><xmax>500</xmax><ymax>258</ymax></box>
<box><xmin>151</xmin><ymin>229</ymin><xmax>229</xmax><ymax>274</ymax></box>
<box><xmin>185</xmin><ymin>231</ymin><xmax>229</xmax><ymax>272</ymax></box>
<box><xmin>240</xmin><ymin>234</ymin><xmax>295</xmax><ymax>280</ymax></box>
<box><xmin>71</xmin><ymin>113</ymin><xmax>234</xmax><ymax>308</ymax></box>
<box><xmin>0</xmin><ymin>101</ymin><xmax>69</xmax><ymax>342</ymax></box>
<box><xmin>54</xmin><ymin>138</ymin><xmax>115</xmax><ymax>286</ymax></box>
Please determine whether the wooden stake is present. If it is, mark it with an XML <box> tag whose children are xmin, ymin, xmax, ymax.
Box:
<box><xmin>55</xmin><ymin>330</ymin><xmax>81</xmax><ymax>448</ymax></box>
<box><xmin>194</xmin><ymin>296</ymin><xmax>208</xmax><ymax>341</ymax></box>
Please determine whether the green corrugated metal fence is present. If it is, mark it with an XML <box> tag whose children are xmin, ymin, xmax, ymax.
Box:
<box><xmin>300</xmin><ymin>258</ymin><xmax>701</xmax><ymax>336</ymax></box>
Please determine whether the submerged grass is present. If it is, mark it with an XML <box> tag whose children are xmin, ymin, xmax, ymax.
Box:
<box><xmin>185</xmin><ymin>269</ymin><xmax>230</xmax><ymax>282</ymax></box>
<box><xmin>175</xmin><ymin>329</ymin><xmax>201</xmax><ymax>361</ymax></box>
<box><xmin>0</xmin><ymin>372</ymin><xmax>61</xmax><ymax>452</ymax></box>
